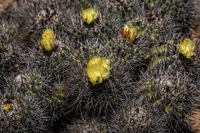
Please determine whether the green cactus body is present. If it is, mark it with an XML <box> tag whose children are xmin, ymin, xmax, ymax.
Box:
<box><xmin>63</xmin><ymin>119</ymin><xmax>110</xmax><ymax>133</ymax></box>
<box><xmin>0</xmin><ymin>0</ymin><xmax>198</xmax><ymax>132</ymax></box>
<box><xmin>0</xmin><ymin>90</ymin><xmax>51</xmax><ymax>132</ymax></box>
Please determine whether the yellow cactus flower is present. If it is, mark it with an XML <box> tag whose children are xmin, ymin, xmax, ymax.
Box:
<box><xmin>86</xmin><ymin>64</ymin><xmax>110</xmax><ymax>85</ymax></box>
<box><xmin>179</xmin><ymin>39</ymin><xmax>196</xmax><ymax>59</ymax></box>
<box><xmin>4</xmin><ymin>104</ymin><xmax>14</xmax><ymax>112</ymax></box>
<box><xmin>101</xmin><ymin>57</ymin><xmax>111</xmax><ymax>71</ymax></box>
<box><xmin>129</xmin><ymin>27</ymin><xmax>138</xmax><ymax>42</ymax></box>
<box><xmin>82</xmin><ymin>8</ymin><xmax>99</xmax><ymax>24</ymax></box>
<box><xmin>122</xmin><ymin>25</ymin><xmax>137</xmax><ymax>42</ymax></box>
<box><xmin>40</xmin><ymin>29</ymin><xmax>56</xmax><ymax>51</ymax></box>
<box><xmin>86</xmin><ymin>56</ymin><xmax>111</xmax><ymax>86</ymax></box>
<box><xmin>41</xmin><ymin>38</ymin><xmax>55</xmax><ymax>51</ymax></box>
<box><xmin>87</xmin><ymin>56</ymin><xmax>102</xmax><ymax>67</ymax></box>
<box><xmin>42</xmin><ymin>29</ymin><xmax>55</xmax><ymax>40</ymax></box>
<box><xmin>122</xmin><ymin>25</ymin><xmax>129</xmax><ymax>39</ymax></box>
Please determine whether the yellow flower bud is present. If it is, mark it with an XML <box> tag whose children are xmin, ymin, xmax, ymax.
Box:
<box><xmin>86</xmin><ymin>56</ymin><xmax>111</xmax><ymax>86</ymax></box>
<box><xmin>129</xmin><ymin>27</ymin><xmax>138</xmax><ymax>42</ymax></box>
<box><xmin>82</xmin><ymin>8</ymin><xmax>99</xmax><ymax>24</ymax></box>
<box><xmin>4</xmin><ymin>104</ymin><xmax>14</xmax><ymax>112</ymax></box>
<box><xmin>122</xmin><ymin>25</ymin><xmax>129</xmax><ymax>39</ymax></box>
<box><xmin>122</xmin><ymin>25</ymin><xmax>137</xmax><ymax>42</ymax></box>
<box><xmin>179</xmin><ymin>39</ymin><xmax>196</xmax><ymax>59</ymax></box>
<box><xmin>40</xmin><ymin>29</ymin><xmax>56</xmax><ymax>51</ymax></box>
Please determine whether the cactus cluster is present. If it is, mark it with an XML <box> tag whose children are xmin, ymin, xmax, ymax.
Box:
<box><xmin>0</xmin><ymin>0</ymin><xmax>199</xmax><ymax>132</ymax></box>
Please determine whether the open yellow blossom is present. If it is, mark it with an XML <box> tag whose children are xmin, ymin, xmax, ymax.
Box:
<box><xmin>40</xmin><ymin>29</ymin><xmax>56</xmax><ymax>51</ymax></box>
<box><xmin>86</xmin><ymin>56</ymin><xmax>111</xmax><ymax>86</ymax></box>
<box><xmin>179</xmin><ymin>39</ymin><xmax>196</xmax><ymax>58</ymax></box>
<box><xmin>86</xmin><ymin>64</ymin><xmax>110</xmax><ymax>85</ymax></box>
<box><xmin>82</xmin><ymin>8</ymin><xmax>99</xmax><ymax>24</ymax></box>
<box><xmin>4</xmin><ymin>104</ymin><xmax>14</xmax><ymax>112</ymax></box>
<box><xmin>87</xmin><ymin>56</ymin><xmax>102</xmax><ymax>67</ymax></box>
<box><xmin>101</xmin><ymin>57</ymin><xmax>111</xmax><ymax>70</ymax></box>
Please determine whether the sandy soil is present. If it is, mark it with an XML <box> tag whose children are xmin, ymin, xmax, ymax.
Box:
<box><xmin>0</xmin><ymin>0</ymin><xmax>16</xmax><ymax>13</ymax></box>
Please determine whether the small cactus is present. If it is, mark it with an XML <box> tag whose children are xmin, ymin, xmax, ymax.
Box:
<box><xmin>0</xmin><ymin>89</ymin><xmax>52</xmax><ymax>133</ymax></box>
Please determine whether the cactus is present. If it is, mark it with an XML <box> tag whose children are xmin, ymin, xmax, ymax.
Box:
<box><xmin>137</xmin><ymin>65</ymin><xmax>198</xmax><ymax>132</ymax></box>
<box><xmin>62</xmin><ymin>118</ymin><xmax>111</xmax><ymax>133</ymax></box>
<box><xmin>143</xmin><ymin>0</ymin><xmax>197</xmax><ymax>32</ymax></box>
<box><xmin>62</xmin><ymin>37</ymin><xmax>139</xmax><ymax>120</ymax></box>
<box><xmin>0</xmin><ymin>0</ymin><xmax>199</xmax><ymax>132</ymax></box>
<box><xmin>6</xmin><ymin>68</ymin><xmax>71</xmax><ymax>121</ymax></box>
<box><xmin>113</xmin><ymin>101</ymin><xmax>162</xmax><ymax>132</ymax></box>
<box><xmin>0</xmin><ymin>20</ymin><xmax>25</xmax><ymax>88</ymax></box>
<box><xmin>0</xmin><ymin>87</ymin><xmax>52</xmax><ymax>132</ymax></box>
